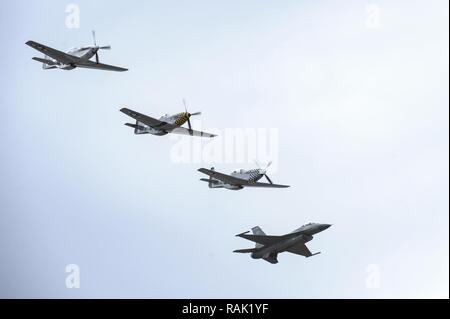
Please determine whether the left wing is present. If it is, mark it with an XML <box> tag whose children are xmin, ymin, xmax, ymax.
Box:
<box><xmin>75</xmin><ymin>60</ymin><xmax>128</xmax><ymax>72</ymax></box>
<box><xmin>26</xmin><ymin>40</ymin><xmax>77</xmax><ymax>64</ymax></box>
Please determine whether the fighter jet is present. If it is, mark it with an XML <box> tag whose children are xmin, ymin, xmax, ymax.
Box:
<box><xmin>234</xmin><ymin>223</ymin><xmax>331</xmax><ymax>264</ymax></box>
<box><xmin>120</xmin><ymin>100</ymin><xmax>216</xmax><ymax>138</ymax></box>
<box><xmin>198</xmin><ymin>161</ymin><xmax>289</xmax><ymax>190</ymax></box>
<box><xmin>25</xmin><ymin>31</ymin><xmax>128</xmax><ymax>72</ymax></box>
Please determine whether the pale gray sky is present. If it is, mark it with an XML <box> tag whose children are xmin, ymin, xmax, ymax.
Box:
<box><xmin>0</xmin><ymin>0</ymin><xmax>448</xmax><ymax>298</ymax></box>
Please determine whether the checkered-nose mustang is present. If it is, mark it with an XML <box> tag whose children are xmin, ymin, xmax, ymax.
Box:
<box><xmin>198</xmin><ymin>161</ymin><xmax>290</xmax><ymax>190</ymax></box>
<box><xmin>120</xmin><ymin>100</ymin><xmax>216</xmax><ymax>138</ymax></box>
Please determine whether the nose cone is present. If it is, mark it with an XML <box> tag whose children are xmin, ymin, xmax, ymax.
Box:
<box><xmin>320</xmin><ymin>224</ymin><xmax>332</xmax><ymax>231</ymax></box>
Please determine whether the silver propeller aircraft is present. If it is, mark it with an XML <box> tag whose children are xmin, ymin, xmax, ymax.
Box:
<box><xmin>234</xmin><ymin>223</ymin><xmax>332</xmax><ymax>264</ymax></box>
<box><xmin>198</xmin><ymin>161</ymin><xmax>290</xmax><ymax>190</ymax></box>
<box><xmin>120</xmin><ymin>100</ymin><xmax>216</xmax><ymax>137</ymax></box>
<box><xmin>26</xmin><ymin>31</ymin><xmax>128</xmax><ymax>72</ymax></box>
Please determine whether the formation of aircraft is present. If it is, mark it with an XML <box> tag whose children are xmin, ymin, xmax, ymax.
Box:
<box><xmin>234</xmin><ymin>223</ymin><xmax>331</xmax><ymax>264</ymax></box>
<box><xmin>120</xmin><ymin>100</ymin><xmax>216</xmax><ymax>137</ymax></box>
<box><xmin>26</xmin><ymin>32</ymin><xmax>332</xmax><ymax>264</ymax></box>
<box><xmin>26</xmin><ymin>31</ymin><xmax>128</xmax><ymax>72</ymax></box>
<box><xmin>198</xmin><ymin>161</ymin><xmax>290</xmax><ymax>190</ymax></box>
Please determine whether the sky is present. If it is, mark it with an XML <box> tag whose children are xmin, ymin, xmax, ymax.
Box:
<box><xmin>0</xmin><ymin>0</ymin><xmax>448</xmax><ymax>298</ymax></box>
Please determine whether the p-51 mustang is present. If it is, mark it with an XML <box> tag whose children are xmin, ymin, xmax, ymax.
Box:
<box><xmin>120</xmin><ymin>100</ymin><xmax>216</xmax><ymax>137</ymax></box>
<box><xmin>26</xmin><ymin>31</ymin><xmax>128</xmax><ymax>72</ymax></box>
<box><xmin>234</xmin><ymin>223</ymin><xmax>332</xmax><ymax>264</ymax></box>
<box><xmin>198</xmin><ymin>162</ymin><xmax>290</xmax><ymax>190</ymax></box>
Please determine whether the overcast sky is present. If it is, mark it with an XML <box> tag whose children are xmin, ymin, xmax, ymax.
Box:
<box><xmin>0</xmin><ymin>0</ymin><xmax>448</xmax><ymax>298</ymax></box>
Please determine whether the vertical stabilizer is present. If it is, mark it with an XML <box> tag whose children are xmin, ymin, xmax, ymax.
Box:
<box><xmin>251</xmin><ymin>226</ymin><xmax>266</xmax><ymax>249</ymax></box>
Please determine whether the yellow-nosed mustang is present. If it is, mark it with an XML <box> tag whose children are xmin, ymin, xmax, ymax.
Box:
<box><xmin>120</xmin><ymin>100</ymin><xmax>216</xmax><ymax>138</ymax></box>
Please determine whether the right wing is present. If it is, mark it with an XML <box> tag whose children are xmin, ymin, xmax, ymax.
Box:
<box><xmin>242</xmin><ymin>182</ymin><xmax>290</xmax><ymax>188</ymax></box>
<box><xmin>285</xmin><ymin>243</ymin><xmax>313</xmax><ymax>257</ymax></box>
<box><xmin>75</xmin><ymin>60</ymin><xmax>128</xmax><ymax>72</ymax></box>
<box><xmin>171</xmin><ymin>127</ymin><xmax>216</xmax><ymax>138</ymax></box>
<box><xmin>198</xmin><ymin>168</ymin><xmax>248</xmax><ymax>185</ymax></box>
<box><xmin>120</xmin><ymin>108</ymin><xmax>176</xmax><ymax>131</ymax></box>
<box><xmin>26</xmin><ymin>41</ymin><xmax>77</xmax><ymax>65</ymax></box>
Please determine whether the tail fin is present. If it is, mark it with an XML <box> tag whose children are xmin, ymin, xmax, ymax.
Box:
<box><xmin>252</xmin><ymin>226</ymin><xmax>266</xmax><ymax>235</ymax></box>
<box><xmin>252</xmin><ymin>226</ymin><xmax>266</xmax><ymax>249</ymax></box>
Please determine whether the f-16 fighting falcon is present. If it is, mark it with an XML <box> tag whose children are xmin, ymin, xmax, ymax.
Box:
<box><xmin>25</xmin><ymin>31</ymin><xmax>128</xmax><ymax>72</ymax></box>
<box><xmin>120</xmin><ymin>100</ymin><xmax>216</xmax><ymax>138</ymax></box>
<box><xmin>198</xmin><ymin>161</ymin><xmax>290</xmax><ymax>190</ymax></box>
<box><xmin>234</xmin><ymin>223</ymin><xmax>332</xmax><ymax>264</ymax></box>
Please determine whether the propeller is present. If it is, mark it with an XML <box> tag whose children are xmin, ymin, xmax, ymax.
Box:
<box><xmin>183</xmin><ymin>99</ymin><xmax>202</xmax><ymax>132</ymax></box>
<box><xmin>91</xmin><ymin>31</ymin><xmax>111</xmax><ymax>64</ymax></box>
<box><xmin>254</xmin><ymin>160</ymin><xmax>274</xmax><ymax>184</ymax></box>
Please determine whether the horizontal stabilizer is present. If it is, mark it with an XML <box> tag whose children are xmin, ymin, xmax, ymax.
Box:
<box><xmin>236</xmin><ymin>231</ymin><xmax>250</xmax><ymax>237</ymax></box>
<box><xmin>199</xmin><ymin>178</ymin><xmax>219</xmax><ymax>184</ymax></box>
<box><xmin>307</xmin><ymin>252</ymin><xmax>321</xmax><ymax>258</ymax></box>
<box><xmin>32</xmin><ymin>57</ymin><xmax>57</xmax><ymax>65</ymax></box>
<box><xmin>233</xmin><ymin>248</ymin><xmax>258</xmax><ymax>253</ymax></box>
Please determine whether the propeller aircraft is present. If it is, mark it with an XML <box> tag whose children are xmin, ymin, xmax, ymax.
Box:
<box><xmin>198</xmin><ymin>161</ymin><xmax>290</xmax><ymax>190</ymax></box>
<box><xmin>26</xmin><ymin>31</ymin><xmax>128</xmax><ymax>72</ymax></box>
<box><xmin>120</xmin><ymin>100</ymin><xmax>216</xmax><ymax>138</ymax></box>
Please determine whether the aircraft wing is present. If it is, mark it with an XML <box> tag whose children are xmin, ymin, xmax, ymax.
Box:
<box><xmin>198</xmin><ymin>168</ymin><xmax>248</xmax><ymax>185</ymax></box>
<box><xmin>75</xmin><ymin>60</ymin><xmax>128</xmax><ymax>72</ymax></box>
<box><xmin>171</xmin><ymin>127</ymin><xmax>216</xmax><ymax>138</ymax></box>
<box><xmin>26</xmin><ymin>41</ymin><xmax>77</xmax><ymax>65</ymax></box>
<box><xmin>237</xmin><ymin>234</ymin><xmax>284</xmax><ymax>246</ymax></box>
<box><xmin>237</xmin><ymin>230</ymin><xmax>300</xmax><ymax>246</ymax></box>
<box><xmin>120</xmin><ymin>108</ymin><xmax>176</xmax><ymax>131</ymax></box>
<box><xmin>241</xmin><ymin>182</ymin><xmax>290</xmax><ymax>188</ymax></box>
<box><xmin>285</xmin><ymin>243</ymin><xmax>313</xmax><ymax>257</ymax></box>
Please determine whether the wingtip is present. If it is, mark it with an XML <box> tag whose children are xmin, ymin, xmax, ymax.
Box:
<box><xmin>308</xmin><ymin>252</ymin><xmax>321</xmax><ymax>258</ymax></box>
